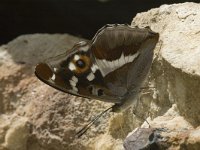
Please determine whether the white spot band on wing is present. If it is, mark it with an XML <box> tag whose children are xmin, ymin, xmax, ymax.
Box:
<box><xmin>51</xmin><ymin>74</ymin><xmax>56</xmax><ymax>81</ymax></box>
<box><xmin>91</xmin><ymin>65</ymin><xmax>97</xmax><ymax>73</ymax></box>
<box><xmin>69</xmin><ymin>76</ymin><xmax>78</xmax><ymax>92</ymax></box>
<box><xmin>72</xmin><ymin>76</ymin><xmax>78</xmax><ymax>83</ymax></box>
<box><xmin>87</xmin><ymin>72</ymin><xmax>95</xmax><ymax>81</ymax></box>
<box><xmin>74</xmin><ymin>55</ymin><xmax>80</xmax><ymax>61</ymax></box>
<box><xmin>95</xmin><ymin>52</ymin><xmax>139</xmax><ymax>76</ymax></box>
<box><xmin>69</xmin><ymin>63</ymin><xmax>76</xmax><ymax>71</ymax></box>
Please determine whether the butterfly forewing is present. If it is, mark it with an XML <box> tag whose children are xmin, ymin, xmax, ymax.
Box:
<box><xmin>35</xmin><ymin>24</ymin><xmax>159</xmax><ymax>106</ymax></box>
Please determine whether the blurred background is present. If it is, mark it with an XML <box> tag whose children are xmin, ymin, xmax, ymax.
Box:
<box><xmin>0</xmin><ymin>0</ymin><xmax>197</xmax><ymax>45</ymax></box>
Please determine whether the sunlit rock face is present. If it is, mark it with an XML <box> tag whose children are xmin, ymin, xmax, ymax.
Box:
<box><xmin>1</xmin><ymin>2</ymin><xmax>200</xmax><ymax>150</ymax></box>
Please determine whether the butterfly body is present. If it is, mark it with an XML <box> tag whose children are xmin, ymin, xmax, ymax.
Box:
<box><xmin>35</xmin><ymin>24</ymin><xmax>159</xmax><ymax>112</ymax></box>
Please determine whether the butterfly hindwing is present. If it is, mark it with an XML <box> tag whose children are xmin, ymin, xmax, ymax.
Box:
<box><xmin>90</xmin><ymin>24</ymin><xmax>159</xmax><ymax>102</ymax></box>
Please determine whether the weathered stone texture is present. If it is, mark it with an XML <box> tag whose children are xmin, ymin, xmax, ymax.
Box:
<box><xmin>0</xmin><ymin>2</ymin><xmax>200</xmax><ymax>150</ymax></box>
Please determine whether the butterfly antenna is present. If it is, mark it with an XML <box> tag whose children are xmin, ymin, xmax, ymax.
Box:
<box><xmin>132</xmin><ymin>98</ymin><xmax>151</xmax><ymax>128</ymax></box>
<box><xmin>76</xmin><ymin>106</ymin><xmax>113</xmax><ymax>138</ymax></box>
<box><xmin>144</xmin><ymin>118</ymin><xmax>150</xmax><ymax>127</ymax></box>
<box><xmin>132</xmin><ymin>107</ymin><xmax>151</xmax><ymax>127</ymax></box>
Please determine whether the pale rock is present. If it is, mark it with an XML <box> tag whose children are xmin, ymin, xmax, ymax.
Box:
<box><xmin>0</xmin><ymin>2</ymin><xmax>200</xmax><ymax>150</ymax></box>
<box><xmin>88</xmin><ymin>134</ymin><xmax>123</xmax><ymax>150</ymax></box>
<box><xmin>124</xmin><ymin>2</ymin><xmax>200</xmax><ymax>149</ymax></box>
<box><xmin>0</xmin><ymin>114</ymin><xmax>29</xmax><ymax>150</ymax></box>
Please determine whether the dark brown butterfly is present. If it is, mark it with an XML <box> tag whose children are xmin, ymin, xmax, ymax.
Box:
<box><xmin>35</xmin><ymin>24</ymin><xmax>159</xmax><ymax>136</ymax></box>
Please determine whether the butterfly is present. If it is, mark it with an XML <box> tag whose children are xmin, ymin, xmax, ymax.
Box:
<box><xmin>35</xmin><ymin>24</ymin><xmax>159</xmax><ymax>136</ymax></box>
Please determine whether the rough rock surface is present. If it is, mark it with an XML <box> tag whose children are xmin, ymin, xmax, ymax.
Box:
<box><xmin>0</xmin><ymin>34</ymin><xmax>113</xmax><ymax>150</ymax></box>
<box><xmin>0</xmin><ymin>2</ymin><xmax>200</xmax><ymax>150</ymax></box>
<box><xmin>128</xmin><ymin>2</ymin><xmax>200</xmax><ymax>149</ymax></box>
